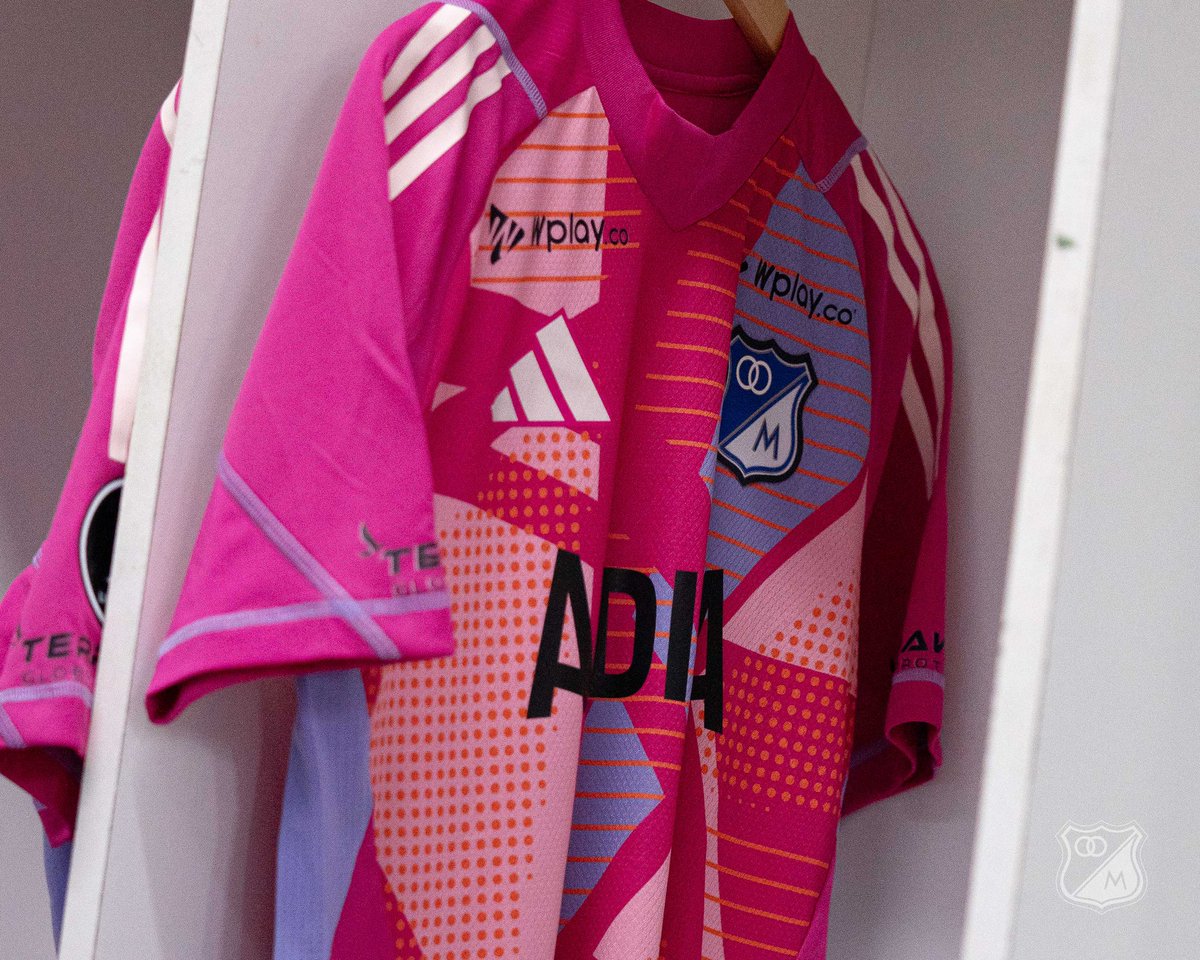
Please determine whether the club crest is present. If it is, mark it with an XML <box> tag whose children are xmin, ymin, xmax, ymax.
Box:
<box><xmin>1056</xmin><ymin>820</ymin><xmax>1147</xmax><ymax>911</ymax></box>
<box><xmin>717</xmin><ymin>327</ymin><xmax>818</xmax><ymax>484</ymax></box>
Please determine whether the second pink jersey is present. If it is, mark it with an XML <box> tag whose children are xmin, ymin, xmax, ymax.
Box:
<box><xmin>147</xmin><ymin>2</ymin><xmax>953</xmax><ymax>958</ymax></box>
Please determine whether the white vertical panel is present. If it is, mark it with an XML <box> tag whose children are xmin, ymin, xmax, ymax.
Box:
<box><xmin>958</xmin><ymin>2</ymin><xmax>1126</xmax><ymax>958</ymax></box>
<box><xmin>1008</xmin><ymin>2</ymin><xmax>1199</xmax><ymax>956</ymax></box>
<box><xmin>58</xmin><ymin>0</ymin><xmax>234</xmax><ymax>957</ymax></box>
<box><xmin>831</xmin><ymin>2</ymin><xmax>1078</xmax><ymax>959</ymax></box>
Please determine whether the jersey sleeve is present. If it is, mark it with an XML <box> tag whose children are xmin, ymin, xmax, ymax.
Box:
<box><xmin>0</xmin><ymin>86</ymin><xmax>176</xmax><ymax>845</ymax></box>
<box><xmin>840</xmin><ymin>147</ymin><xmax>953</xmax><ymax>813</ymax></box>
<box><xmin>143</xmin><ymin>7</ymin><xmax>522</xmax><ymax>722</ymax></box>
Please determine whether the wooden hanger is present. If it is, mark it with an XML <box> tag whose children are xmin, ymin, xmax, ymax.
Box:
<box><xmin>722</xmin><ymin>0</ymin><xmax>790</xmax><ymax>64</ymax></box>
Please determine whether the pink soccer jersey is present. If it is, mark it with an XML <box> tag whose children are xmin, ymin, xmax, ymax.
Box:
<box><xmin>147</xmin><ymin>2</ymin><xmax>952</xmax><ymax>957</ymax></box>
<box><xmin>0</xmin><ymin>85</ymin><xmax>177</xmax><ymax>846</ymax></box>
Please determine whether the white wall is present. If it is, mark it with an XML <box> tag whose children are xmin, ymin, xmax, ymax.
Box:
<box><xmin>831</xmin><ymin>2</ymin><xmax>1075</xmax><ymax>958</ymax></box>
<box><xmin>0</xmin><ymin>2</ymin><xmax>188</xmax><ymax>957</ymax></box>
<box><xmin>1010</xmin><ymin>4</ymin><xmax>1200</xmax><ymax>956</ymax></box>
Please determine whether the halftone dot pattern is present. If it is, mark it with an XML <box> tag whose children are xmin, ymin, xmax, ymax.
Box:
<box><xmin>475</xmin><ymin>461</ymin><xmax>590</xmax><ymax>555</ymax></box>
<box><xmin>755</xmin><ymin>582</ymin><xmax>858</xmax><ymax>687</ymax></box>
<box><xmin>722</xmin><ymin>652</ymin><xmax>851</xmax><ymax>816</ymax></box>
<box><xmin>368</xmin><ymin>495</ymin><xmax>587</xmax><ymax>960</ymax></box>
<box><xmin>490</xmin><ymin>426</ymin><xmax>600</xmax><ymax>500</ymax></box>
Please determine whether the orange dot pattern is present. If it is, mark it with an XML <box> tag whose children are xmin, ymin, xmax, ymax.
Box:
<box><xmin>368</xmin><ymin>496</ymin><xmax>588</xmax><ymax>960</ymax></box>
<box><xmin>750</xmin><ymin>579</ymin><xmax>860</xmax><ymax>691</ymax></box>
<box><xmin>491</xmin><ymin>427</ymin><xmax>600</xmax><ymax>500</ymax></box>
<box><xmin>717</xmin><ymin>651</ymin><xmax>851</xmax><ymax>817</ymax></box>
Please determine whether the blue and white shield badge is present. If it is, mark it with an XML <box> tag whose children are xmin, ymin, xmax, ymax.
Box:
<box><xmin>717</xmin><ymin>327</ymin><xmax>818</xmax><ymax>484</ymax></box>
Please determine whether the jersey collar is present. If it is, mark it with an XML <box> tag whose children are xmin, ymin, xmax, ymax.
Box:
<box><xmin>581</xmin><ymin>0</ymin><xmax>816</xmax><ymax>231</ymax></box>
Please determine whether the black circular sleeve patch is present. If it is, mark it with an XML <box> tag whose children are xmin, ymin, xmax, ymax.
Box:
<box><xmin>80</xmin><ymin>478</ymin><xmax>123</xmax><ymax>623</ymax></box>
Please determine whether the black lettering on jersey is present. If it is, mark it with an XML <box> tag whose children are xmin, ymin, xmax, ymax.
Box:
<box><xmin>527</xmin><ymin>552</ymin><xmax>725</xmax><ymax>732</ymax></box>
<box><xmin>80</xmin><ymin>479</ymin><xmax>122</xmax><ymax>623</ymax></box>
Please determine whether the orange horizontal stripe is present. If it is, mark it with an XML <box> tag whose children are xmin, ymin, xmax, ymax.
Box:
<box><xmin>667</xmin><ymin>309</ymin><xmax>733</xmax><ymax>329</ymax></box>
<box><xmin>578</xmin><ymin>758</ymin><xmax>682</xmax><ymax>770</ymax></box>
<box><xmin>493</xmin><ymin>176</ymin><xmax>635</xmax><ymax>184</ymax></box>
<box><xmin>739</xmin><ymin>249</ymin><xmax>864</xmax><ymax>309</ymax></box>
<box><xmin>593</xmin><ymin>695</ymin><xmax>688</xmax><ymax>706</ymax></box>
<box><xmin>704</xmin><ymin>893</ymin><xmax>810</xmax><ymax>927</ymax></box>
<box><xmin>712</xmin><ymin>498</ymin><xmax>790</xmax><ymax>532</ymax></box>
<box><xmin>635</xmin><ymin>404</ymin><xmax>720</xmax><ymax>420</ymax></box>
<box><xmin>562</xmin><ymin>888</ymin><xmax>593</xmax><ymax>896</ymax></box>
<box><xmin>715</xmin><ymin>465</ymin><xmax>819</xmax><ymax>507</ymax></box>
<box><xmin>572</xmin><ymin>823</ymin><xmax>639</xmax><ymax>831</ymax></box>
<box><xmin>763</xmin><ymin>155</ymin><xmax>818</xmax><ymax>190</ymax></box>
<box><xmin>701</xmin><ymin>926</ymin><xmax>796</xmax><ymax>955</ymax></box>
<box><xmin>477</xmin><ymin>243</ymin><xmax>638</xmax><ymax>252</ymax></box>
<box><xmin>699</xmin><ymin>219</ymin><xmax>746</xmax><ymax>240</ymax></box>
<box><xmin>707</xmin><ymin>826</ymin><xmax>830</xmax><ymax>867</ymax></box>
<box><xmin>548</xmin><ymin>111</ymin><xmax>606</xmax><ymax>119</ymax></box>
<box><xmin>709</xmin><ymin>529</ymin><xmax>767</xmax><ymax>557</ymax></box>
<box><xmin>474</xmin><ymin>274</ymin><xmax>607</xmax><ymax>283</ymax></box>
<box><xmin>678</xmin><ymin>279</ymin><xmax>737</xmax><ymax>300</ymax></box>
<box><xmin>688</xmin><ymin>249</ymin><xmax>741</xmax><ymax>269</ymax></box>
<box><xmin>746</xmin><ymin>178</ymin><xmax>848</xmax><ymax>236</ymax></box>
<box><xmin>584</xmin><ymin>726</ymin><xmax>685</xmax><ymax>739</ymax></box>
<box><xmin>607</xmin><ymin>532</ymin><xmax>630</xmax><ymax>540</ymax></box>
<box><xmin>656</xmin><ymin>341</ymin><xmax>728</xmax><ymax>359</ymax></box>
<box><xmin>734</xmin><ymin>305</ymin><xmax>868</xmax><ymax>370</ymax></box>
<box><xmin>645</xmin><ymin>372</ymin><xmax>725</xmax><ymax>390</ymax></box>
<box><xmin>821</xmin><ymin>379</ymin><xmax>871</xmax><ymax>403</ymax></box>
<box><xmin>503</xmin><ymin>209</ymin><xmax>641</xmax><ymax>218</ymax></box>
<box><xmin>709</xmin><ymin>562</ymin><xmax>744</xmax><ymax>581</ymax></box>
<box><xmin>807</xmin><ymin>405</ymin><xmax>870</xmax><ymax>434</ymax></box>
<box><xmin>567</xmin><ymin>855</ymin><xmax>613</xmax><ymax>863</ymax></box>
<box><xmin>750</xmin><ymin>215</ymin><xmax>859</xmax><ymax>272</ymax></box>
<box><xmin>574</xmin><ymin>791</ymin><xmax>665</xmax><ymax>800</ymax></box>
<box><xmin>517</xmin><ymin>143</ymin><xmax>619</xmax><ymax>151</ymax></box>
<box><xmin>705</xmin><ymin>860</ymin><xmax>820</xmax><ymax>896</ymax></box>
<box><xmin>778</xmin><ymin>134</ymin><xmax>798</xmax><ymax>150</ymax></box>
<box><xmin>667</xmin><ymin>438</ymin><xmax>717</xmax><ymax>453</ymax></box>
<box><xmin>729</xmin><ymin>198</ymin><xmax>751</xmax><ymax>213</ymax></box>
<box><xmin>717</xmin><ymin>460</ymin><xmax>835</xmax><ymax>492</ymax></box>
<box><xmin>806</xmin><ymin>437</ymin><xmax>864</xmax><ymax>462</ymax></box>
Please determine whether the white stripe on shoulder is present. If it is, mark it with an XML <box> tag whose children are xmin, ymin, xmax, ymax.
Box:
<box><xmin>851</xmin><ymin>154</ymin><xmax>918</xmax><ymax>314</ymax></box>
<box><xmin>852</xmin><ymin>153</ymin><xmax>938</xmax><ymax>488</ymax></box>
<box><xmin>382</xmin><ymin>4</ymin><xmax>472</xmax><ymax>101</ymax></box>
<box><xmin>159</xmin><ymin>81</ymin><xmax>180</xmax><ymax>147</ymax></box>
<box><xmin>872</xmin><ymin>149</ymin><xmax>946</xmax><ymax>441</ymax></box>
<box><xmin>387</xmin><ymin>57</ymin><xmax>509</xmax><ymax>200</ymax></box>
<box><xmin>384</xmin><ymin>22</ymin><xmax>496</xmax><ymax>144</ymax></box>
<box><xmin>901</xmin><ymin>365</ymin><xmax>935</xmax><ymax>496</ymax></box>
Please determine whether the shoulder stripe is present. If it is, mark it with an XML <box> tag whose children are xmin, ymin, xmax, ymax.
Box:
<box><xmin>871</xmin><ymin>149</ymin><xmax>946</xmax><ymax>441</ymax></box>
<box><xmin>443</xmin><ymin>0</ymin><xmax>546</xmax><ymax>118</ymax></box>
<box><xmin>384</xmin><ymin>22</ymin><xmax>496</xmax><ymax>143</ymax></box>
<box><xmin>850</xmin><ymin>153</ymin><xmax>936</xmax><ymax>494</ymax></box>
<box><xmin>382</xmin><ymin>5</ymin><xmax>471</xmax><ymax>101</ymax></box>
<box><xmin>816</xmin><ymin>134</ymin><xmax>867</xmax><ymax>193</ymax></box>
<box><xmin>388</xmin><ymin>57</ymin><xmax>510</xmax><ymax>199</ymax></box>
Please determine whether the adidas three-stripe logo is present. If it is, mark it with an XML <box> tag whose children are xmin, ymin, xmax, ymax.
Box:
<box><xmin>492</xmin><ymin>316</ymin><xmax>610</xmax><ymax>424</ymax></box>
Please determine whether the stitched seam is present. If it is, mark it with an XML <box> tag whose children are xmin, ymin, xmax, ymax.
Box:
<box><xmin>217</xmin><ymin>453</ymin><xmax>401</xmax><ymax>659</ymax></box>
<box><xmin>158</xmin><ymin>593</ymin><xmax>450</xmax><ymax>659</ymax></box>
<box><xmin>816</xmin><ymin>134</ymin><xmax>868</xmax><ymax>193</ymax></box>
<box><xmin>443</xmin><ymin>0</ymin><xmax>547</xmax><ymax>118</ymax></box>
<box><xmin>0</xmin><ymin>705</ymin><xmax>24</xmax><ymax>748</ymax></box>
<box><xmin>0</xmin><ymin>681</ymin><xmax>94</xmax><ymax>708</ymax></box>
<box><xmin>892</xmin><ymin>667</ymin><xmax>945</xmax><ymax>688</ymax></box>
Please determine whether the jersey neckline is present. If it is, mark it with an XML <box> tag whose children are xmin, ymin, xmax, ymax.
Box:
<box><xmin>580</xmin><ymin>0</ymin><xmax>817</xmax><ymax>231</ymax></box>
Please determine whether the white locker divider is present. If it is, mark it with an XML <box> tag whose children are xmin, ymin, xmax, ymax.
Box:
<box><xmin>959</xmin><ymin>1</ymin><xmax>1126</xmax><ymax>957</ymax></box>
<box><xmin>59</xmin><ymin>0</ymin><xmax>235</xmax><ymax>957</ymax></box>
